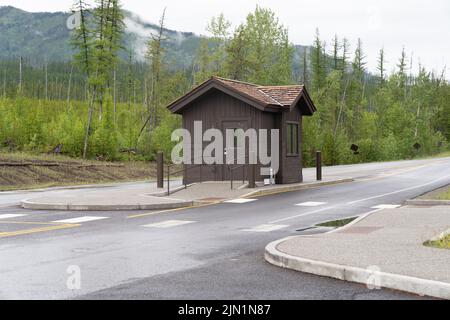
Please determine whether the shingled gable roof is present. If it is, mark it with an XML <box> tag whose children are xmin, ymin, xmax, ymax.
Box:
<box><xmin>167</xmin><ymin>76</ymin><xmax>317</xmax><ymax>115</ymax></box>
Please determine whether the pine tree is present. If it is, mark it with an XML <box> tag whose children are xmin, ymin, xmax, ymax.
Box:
<box><xmin>311</xmin><ymin>28</ymin><xmax>326</xmax><ymax>92</ymax></box>
<box><xmin>206</xmin><ymin>13</ymin><xmax>231</xmax><ymax>75</ymax></box>
<box><xmin>341</xmin><ymin>38</ymin><xmax>350</xmax><ymax>72</ymax></box>
<box><xmin>144</xmin><ymin>8</ymin><xmax>167</xmax><ymax>132</ymax></box>
<box><xmin>225</xmin><ymin>25</ymin><xmax>249</xmax><ymax>80</ymax></box>
<box><xmin>240</xmin><ymin>6</ymin><xmax>293</xmax><ymax>85</ymax></box>
<box><xmin>331</xmin><ymin>34</ymin><xmax>340</xmax><ymax>71</ymax></box>
<box><xmin>352</xmin><ymin>38</ymin><xmax>366</xmax><ymax>78</ymax></box>
<box><xmin>377</xmin><ymin>48</ymin><xmax>386</xmax><ymax>84</ymax></box>
<box><xmin>71</xmin><ymin>0</ymin><xmax>92</xmax><ymax>78</ymax></box>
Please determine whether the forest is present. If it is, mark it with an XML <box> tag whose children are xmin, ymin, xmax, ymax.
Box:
<box><xmin>0</xmin><ymin>1</ymin><xmax>448</xmax><ymax>167</ymax></box>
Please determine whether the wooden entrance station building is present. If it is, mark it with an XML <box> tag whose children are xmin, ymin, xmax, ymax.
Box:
<box><xmin>167</xmin><ymin>76</ymin><xmax>317</xmax><ymax>185</ymax></box>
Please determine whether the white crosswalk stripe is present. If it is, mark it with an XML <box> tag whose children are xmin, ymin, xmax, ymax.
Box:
<box><xmin>371</xmin><ymin>204</ymin><xmax>401</xmax><ymax>209</ymax></box>
<box><xmin>142</xmin><ymin>220</ymin><xmax>196</xmax><ymax>229</ymax></box>
<box><xmin>224</xmin><ymin>199</ymin><xmax>258</xmax><ymax>204</ymax></box>
<box><xmin>242</xmin><ymin>224</ymin><xmax>289</xmax><ymax>233</ymax></box>
<box><xmin>295</xmin><ymin>201</ymin><xmax>327</xmax><ymax>207</ymax></box>
<box><xmin>0</xmin><ymin>214</ymin><xmax>28</xmax><ymax>220</ymax></box>
<box><xmin>53</xmin><ymin>216</ymin><xmax>109</xmax><ymax>224</ymax></box>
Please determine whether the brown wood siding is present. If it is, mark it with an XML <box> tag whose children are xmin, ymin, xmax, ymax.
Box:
<box><xmin>276</xmin><ymin>105</ymin><xmax>303</xmax><ymax>184</ymax></box>
<box><xmin>182</xmin><ymin>89</ymin><xmax>266</xmax><ymax>184</ymax></box>
<box><xmin>181</xmin><ymin>88</ymin><xmax>305</xmax><ymax>185</ymax></box>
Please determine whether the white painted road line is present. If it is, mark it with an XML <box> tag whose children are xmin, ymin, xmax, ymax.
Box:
<box><xmin>53</xmin><ymin>216</ymin><xmax>109</xmax><ymax>224</ymax></box>
<box><xmin>0</xmin><ymin>214</ymin><xmax>28</xmax><ymax>220</ymax></box>
<box><xmin>347</xmin><ymin>174</ymin><xmax>450</xmax><ymax>205</ymax></box>
<box><xmin>270</xmin><ymin>206</ymin><xmax>337</xmax><ymax>224</ymax></box>
<box><xmin>371</xmin><ymin>204</ymin><xmax>401</xmax><ymax>209</ymax></box>
<box><xmin>225</xmin><ymin>199</ymin><xmax>258</xmax><ymax>204</ymax></box>
<box><xmin>295</xmin><ymin>201</ymin><xmax>327</xmax><ymax>207</ymax></box>
<box><xmin>142</xmin><ymin>220</ymin><xmax>196</xmax><ymax>229</ymax></box>
<box><xmin>242</xmin><ymin>224</ymin><xmax>289</xmax><ymax>233</ymax></box>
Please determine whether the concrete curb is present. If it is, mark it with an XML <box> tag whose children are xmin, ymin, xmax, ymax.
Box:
<box><xmin>242</xmin><ymin>178</ymin><xmax>354</xmax><ymax>198</ymax></box>
<box><xmin>405</xmin><ymin>199</ymin><xmax>450</xmax><ymax>206</ymax></box>
<box><xmin>265</xmin><ymin>237</ymin><xmax>450</xmax><ymax>300</ymax></box>
<box><xmin>20</xmin><ymin>199</ymin><xmax>194</xmax><ymax>211</ymax></box>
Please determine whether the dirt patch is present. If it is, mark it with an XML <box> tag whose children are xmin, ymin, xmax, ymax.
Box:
<box><xmin>0</xmin><ymin>152</ymin><xmax>158</xmax><ymax>191</ymax></box>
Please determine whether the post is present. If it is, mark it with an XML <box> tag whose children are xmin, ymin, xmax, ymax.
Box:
<box><xmin>248</xmin><ymin>164</ymin><xmax>256</xmax><ymax>188</ymax></box>
<box><xmin>167</xmin><ymin>164</ymin><xmax>170</xmax><ymax>195</ymax></box>
<box><xmin>316</xmin><ymin>151</ymin><xmax>322</xmax><ymax>181</ymax></box>
<box><xmin>157</xmin><ymin>152</ymin><xmax>164</xmax><ymax>189</ymax></box>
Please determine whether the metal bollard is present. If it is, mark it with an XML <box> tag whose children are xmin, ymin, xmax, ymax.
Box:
<box><xmin>316</xmin><ymin>151</ymin><xmax>322</xmax><ymax>181</ymax></box>
<box><xmin>248</xmin><ymin>164</ymin><xmax>256</xmax><ymax>188</ymax></box>
<box><xmin>157</xmin><ymin>152</ymin><xmax>164</xmax><ymax>189</ymax></box>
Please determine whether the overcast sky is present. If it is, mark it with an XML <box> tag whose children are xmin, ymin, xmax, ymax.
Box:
<box><xmin>2</xmin><ymin>0</ymin><xmax>449</xmax><ymax>75</ymax></box>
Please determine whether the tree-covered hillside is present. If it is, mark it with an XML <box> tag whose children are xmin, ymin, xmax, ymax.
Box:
<box><xmin>0</xmin><ymin>3</ymin><xmax>448</xmax><ymax>165</ymax></box>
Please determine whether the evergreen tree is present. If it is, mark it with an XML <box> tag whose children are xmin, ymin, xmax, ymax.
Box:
<box><xmin>311</xmin><ymin>28</ymin><xmax>326</xmax><ymax>93</ymax></box>
<box><xmin>70</xmin><ymin>0</ymin><xmax>92</xmax><ymax>77</ymax></box>
<box><xmin>377</xmin><ymin>48</ymin><xmax>386</xmax><ymax>84</ymax></box>
<box><xmin>225</xmin><ymin>25</ymin><xmax>249</xmax><ymax>80</ymax></box>
<box><xmin>331</xmin><ymin>34</ymin><xmax>340</xmax><ymax>71</ymax></box>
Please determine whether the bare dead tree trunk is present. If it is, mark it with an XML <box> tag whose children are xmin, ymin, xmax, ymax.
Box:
<box><xmin>83</xmin><ymin>87</ymin><xmax>97</xmax><ymax>159</ymax></box>
<box><xmin>67</xmin><ymin>64</ymin><xmax>74</xmax><ymax>111</ymax></box>
<box><xmin>113</xmin><ymin>68</ymin><xmax>117</xmax><ymax>124</ymax></box>
<box><xmin>2</xmin><ymin>68</ymin><xmax>6</xmax><ymax>99</ymax></box>
<box><xmin>45</xmin><ymin>60</ymin><xmax>48</xmax><ymax>100</ymax></box>
<box><xmin>18</xmin><ymin>56</ymin><xmax>23</xmax><ymax>93</ymax></box>
<box><xmin>414</xmin><ymin>102</ymin><xmax>421</xmax><ymax>138</ymax></box>
<box><xmin>334</xmin><ymin>74</ymin><xmax>352</xmax><ymax>137</ymax></box>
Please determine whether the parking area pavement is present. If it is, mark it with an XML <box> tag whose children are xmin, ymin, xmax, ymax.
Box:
<box><xmin>266</xmin><ymin>205</ymin><xmax>450</xmax><ymax>299</ymax></box>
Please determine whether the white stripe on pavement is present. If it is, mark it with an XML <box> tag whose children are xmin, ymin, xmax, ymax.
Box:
<box><xmin>269</xmin><ymin>206</ymin><xmax>337</xmax><ymax>224</ymax></box>
<box><xmin>142</xmin><ymin>220</ymin><xmax>196</xmax><ymax>229</ymax></box>
<box><xmin>224</xmin><ymin>199</ymin><xmax>258</xmax><ymax>204</ymax></box>
<box><xmin>347</xmin><ymin>174</ymin><xmax>450</xmax><ymax>205</ymax></box>
<box><xmin>295</xmin><ymin>201</ymin><xmax>327</xmax><ymax>207</ymax></box>
<box><xmin>0</xmin><ymin>214</ymin><xmax>28</xmax><ymax>220</ymax></box>
<box><xmin>53</xmin><ymin>216</ymin><xmax>109</xmax><ymax>224</ymax></box>
<box><xmin>242</xmin><ymin>224</ymin><xmax>289</xmax><ymax>232</ymax></box>
<box><xmin>371</xmin><ymin>204</ymin><xmax>401</xmax><ymax>209</ymax></box>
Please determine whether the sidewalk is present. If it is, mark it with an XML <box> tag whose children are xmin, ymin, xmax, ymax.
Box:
<box><xmin>21</xmin><ymin>183</ymin><xmax>192</xmax><ymax>211</ymax></box>
<box><xmin>20</xmin><ymin>175</ymin><xmax>352</xmax><ymax>211</ymax></box>
<box><xmin>265</xmin><ymin>206</ymin><xmax>450</xmax><ymax>299</ymax></box>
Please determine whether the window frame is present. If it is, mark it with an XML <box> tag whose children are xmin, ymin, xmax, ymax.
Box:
<box><xmin>286</xmin><ymin>121</ymin><xmax>299</xmax><ymax>157</ymax></box>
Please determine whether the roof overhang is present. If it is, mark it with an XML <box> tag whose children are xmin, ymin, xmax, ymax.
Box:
<box><xmin>167</xmin><ymin>78</ymin><xmax>269</xmax><ymax>114</ymax></box>
<box><xmin>289</xmin><ymin>87</ymin><xmax>317</xmax><ymax>116</ymax></box>
<box><xmin>167</xmin><ymin>77</ymin><xmax>317</xmax><ymax>116</ymax></box>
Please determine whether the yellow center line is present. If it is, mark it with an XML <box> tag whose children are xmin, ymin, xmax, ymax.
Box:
<box><xmin>126</xmin><ymin>201</ymin><xmax>221</xmax><ymax>219</ymax></box>
<box><xmin>0</xmin><ymin>221</ymin><xmax>62</xmax><ymax>225</ymax></box>
<box><xmin>0</xmin><ymin>223</ymin><xmax>80</xmax><ymax>238</ymax></box>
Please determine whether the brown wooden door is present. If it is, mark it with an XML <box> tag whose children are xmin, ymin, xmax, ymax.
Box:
<box><xmin>221</xmin><ymin>120</ymin><xmax>249</xmax><ymax>181</ymax></box>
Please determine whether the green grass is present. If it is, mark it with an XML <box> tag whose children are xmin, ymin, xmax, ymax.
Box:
<box><xmin>434</xmin><ymin>188</ymin><xmax>450</xmax><ymax>200</ymax></box>
<box><xmin>425</xmin><ymin>234</ymin><xmax>450</xmax><ymax>250</ymax></box>
<box><xmin>316</xmin><ymin>217</ymin><xmax>357</xmax><ymax>228</ymax></box>
<box><xmin>420</xmin><ymin>185</ymin><xmax>450</xmax><ymax>200</ymax></box>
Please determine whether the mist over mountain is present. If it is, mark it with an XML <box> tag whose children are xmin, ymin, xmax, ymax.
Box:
<box><xmin>0</xmin><ymin>6</ymin><xmax>308</xmax><ymax>74</ymax></box>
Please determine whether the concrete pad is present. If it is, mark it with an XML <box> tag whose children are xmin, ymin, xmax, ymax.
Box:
<box><xmin>265</xmin><ymin>206</ymin><xmax>450</xmax><ymax>299</ymax></box>
<box><xmin>20</xmin><ymin>184</ymin><xmax>193</xmax><ymax>211</ymax></box>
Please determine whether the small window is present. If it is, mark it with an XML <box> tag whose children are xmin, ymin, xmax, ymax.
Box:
<box><xmin>287</xmin><ymin>122</ymin><xmax>299</xmax><ymax>156</ymax></box>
